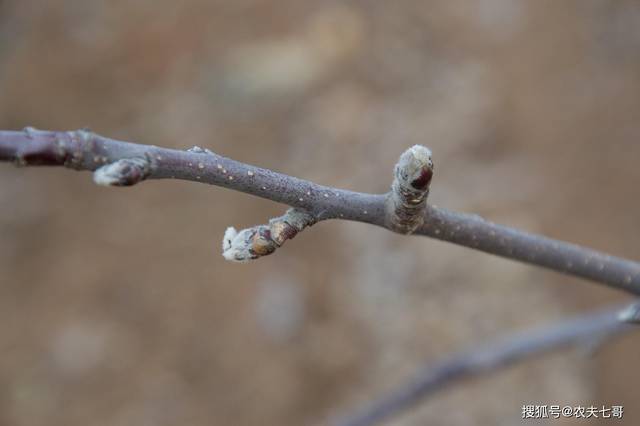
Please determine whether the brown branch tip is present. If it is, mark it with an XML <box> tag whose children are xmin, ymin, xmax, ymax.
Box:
<box><xmin>222</xmin><ymin>208</ymin><xmax>316</xmax><ymax>262</ymax></box>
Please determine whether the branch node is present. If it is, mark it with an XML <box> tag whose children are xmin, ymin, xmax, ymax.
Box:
<box><xmin>386</xmin><ymin>145</ymin><xmax>433</xmax><ymax>234</ymax></box>
<box><xmin>10</xmin><ymin>127</ymin><xmax>39</xmax><ymax>166</ymax></box>
<box><xmin>222</xmin><ymin>208</ymin><xmax>316</xmax><ymax>262</ymax></box>
<box><xmin>187</xmin><ymin>146</ymin><xmax>215</xmax><ymax>155</ymax></box>
<box><xmin>93</xmin><ymin>158</ymin><xmax>150</xmax><ymax>187</ymax></box>
<box><xmin>23</xmin><ymin>126</ymin><xmax>37</xmax><ymax>140</ymax></box>
<box><xmin>76</xmin><ymin>128</ymin><xmax>94</xmax><ymax>144</ymax></box>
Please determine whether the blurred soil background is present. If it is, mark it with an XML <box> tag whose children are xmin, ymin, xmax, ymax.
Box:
<box><xmin>0</xmin><ymin>1</ymin><xmax>639</xmax><ymax>425</ymax></box>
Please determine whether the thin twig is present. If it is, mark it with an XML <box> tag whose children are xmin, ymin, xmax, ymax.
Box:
<box><xmin>1</xmin><ymin>128</ymin><xmax>640</xmax><ymax>294</ymax></box>
<box><xmin>332</xmin><ymin>302</ymin><xmax>638</xmax><ymax>426</ymax></box>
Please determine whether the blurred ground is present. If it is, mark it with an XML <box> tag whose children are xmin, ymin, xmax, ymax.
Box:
<box><xmin>1</xmin><ymin>1</ymin><xmax>639</xmax><ymax>425</ymax></box>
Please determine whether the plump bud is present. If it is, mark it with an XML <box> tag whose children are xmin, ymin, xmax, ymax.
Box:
<box><xmin>386</xmin><ymin>145</ymin><xmax>433</xmax><ymax>234</ymax></box>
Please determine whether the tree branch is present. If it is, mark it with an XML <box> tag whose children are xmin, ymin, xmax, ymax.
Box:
<box><xmin>332</xmin><ymin>302</ymin><xmax>639</xmax><ymax>426</ymax></box>
<box><xmin>2</xmin><ymin>128</ymin><xmax>640</xmax><ymax>295</ymax></box>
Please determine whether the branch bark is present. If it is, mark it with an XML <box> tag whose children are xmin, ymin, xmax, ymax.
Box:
<box><xmin>332</xmin><ymin>302</ymin><xmax>639</xmax><ymax>426</ymax></box>
<box><xmin>2</xmin><ymin>128</ymin><xmax>640</xmax><ymax>295</ymax></box>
